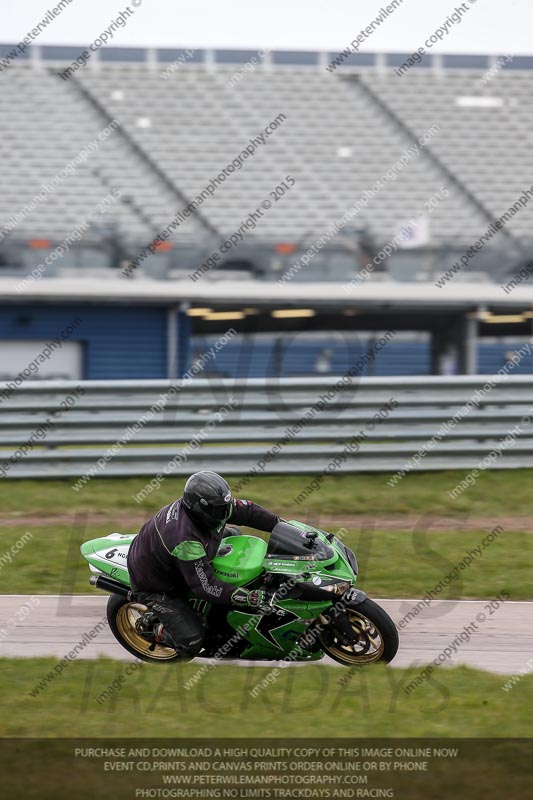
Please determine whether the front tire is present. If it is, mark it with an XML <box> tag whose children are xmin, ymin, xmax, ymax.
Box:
<box><xmin>106</xmin><ymin>594</ymin><xmax>186</xmax><ymax>663</ymax></box>
<box><xmin>318</xmin><ymin>597</ymin><xmax>399</xmax><ymax>666</ymax></box>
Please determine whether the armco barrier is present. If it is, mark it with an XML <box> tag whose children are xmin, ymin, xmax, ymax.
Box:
<box><xmin>0</xmin><ymin>376</ymin><xmax>532</xmax><ymax>479</ymax></box>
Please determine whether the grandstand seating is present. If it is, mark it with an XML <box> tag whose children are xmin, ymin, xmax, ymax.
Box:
<box><xmin>362</xmin><ymin>70</ymin><xmax>533</xmax><ymax>242</ymax></box>
<box><xmin>0</xmin><ymin>67</ymin><xmax>203</xmax><ymax>243</ymax></box>
<box><xmin>77</xmin><ymin>65</ymin><xmax>470</xmax><ymax>243</ymax></box>
<box><xmin>1</xmin><ymin>54</ymin><xmax>532</xmax><ymax>258</ymax></box>
<box><xmin>1</xmin><ymin>50</ymin><xmax>532</xmax><ymax>380</ymax></box>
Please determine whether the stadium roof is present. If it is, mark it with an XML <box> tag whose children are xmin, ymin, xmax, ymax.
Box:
<box><xmin>1</xmin><ymin>277</ymin><xmax>532</xmax><ymax>311</ymax></box>
<box><xmin>2</xmin><ymin>44</ymin><xmax>533</xmax><ymax>72</ymax></box>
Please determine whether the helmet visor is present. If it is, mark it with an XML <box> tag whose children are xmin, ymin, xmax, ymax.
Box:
<box><xmin>207</xmin><ymin>501</ymin><xmax>232</xmax><ymax>524</ymax></box>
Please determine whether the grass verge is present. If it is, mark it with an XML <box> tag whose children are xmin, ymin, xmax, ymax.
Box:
<box><xmin>0</xmin><ymin>524</ymin><xmax>529</xmax><ymax>598</ymax></box>
<box><xmin>1</xmin><ymin>468</ymin><xmax>533</xmax><ymax>518</ymax></box>
<box><xmin>3</xmin><ymin>657</ymin><xmax>532</xmax><ymax>738</ymax></box>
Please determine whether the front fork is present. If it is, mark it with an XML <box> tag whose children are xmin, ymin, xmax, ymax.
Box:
<box><xmin>298</xmin><ymin>588</ymin><xmax>367</xmax><ymax>650</ymax></box>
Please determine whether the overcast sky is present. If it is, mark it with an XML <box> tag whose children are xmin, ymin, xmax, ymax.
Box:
<box><xmin>1</xmin><ymin>0</ymin><xmax>529</xmax><ymax>54</ymax></box>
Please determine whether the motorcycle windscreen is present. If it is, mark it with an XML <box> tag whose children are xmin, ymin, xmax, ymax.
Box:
<box><xmin>211</xmin><ymin>535</ymin><xmax>267</xmax><ymax>585</ymax></box>
<box><xmin>267</xmin><ymin>521</ymin><xmax>335</xmax><ymax>561</ymax></box>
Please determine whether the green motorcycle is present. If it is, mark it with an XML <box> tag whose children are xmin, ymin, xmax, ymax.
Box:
<box><xmin>81</xmin><ymin>520</ymin><xmax>398</xmax><ymax>666</ymax></box>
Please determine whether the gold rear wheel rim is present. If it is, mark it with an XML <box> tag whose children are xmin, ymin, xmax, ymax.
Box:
<box><xmin>319</xmin><ymin>608</ymin><xmax>385</xmax><ymax>665</ymax></box>
<box><xmin>115</xmin><ymin>602</ymin><xmax>178</xmax><ymax>661</ymax></box>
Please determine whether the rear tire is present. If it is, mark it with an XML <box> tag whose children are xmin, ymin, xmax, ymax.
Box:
<box><xmin>318</xmin><ymin>597</ymin><xmax>399</xmax><ymax>666</ymax></box>
<box><xmin>106</xmin><ymin>594</ymin><xmax>187</xmax><ymax>663</ymax></box>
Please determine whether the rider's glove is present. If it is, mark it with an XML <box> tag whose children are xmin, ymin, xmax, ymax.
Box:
<box><xmin>231</xmin><ymin>587</ymin><xmax>269</xmax><ymax>610</ymax></box>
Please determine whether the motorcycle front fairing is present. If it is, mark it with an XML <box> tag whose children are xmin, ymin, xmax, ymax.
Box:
<box><xmin>209</xmin><ymin>523</ymin><xmax>359</xmax><ymax>660</ymax></box>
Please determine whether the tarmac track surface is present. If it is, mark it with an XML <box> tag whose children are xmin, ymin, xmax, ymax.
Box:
<box><xmin>1</xmin><ymin>595</ymin><xmax>532</xmax><ymax>675</ymax></box>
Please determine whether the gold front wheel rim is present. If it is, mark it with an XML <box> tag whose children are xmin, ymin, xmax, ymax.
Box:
<box><xmin>319</xmin><ymin>609</ymin><xmax>385</xmax><ymax>665</ymax></box>
<box><xmin>115</xmin><ymin>602</ymin><xmax>178</xmax><ymax>661</ymax></box>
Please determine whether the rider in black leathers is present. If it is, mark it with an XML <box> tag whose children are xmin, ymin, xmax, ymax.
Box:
<box><xmin>127</xmin><ymin>471</ymin><xmax>279</xmax><ymax>656</ymax></box>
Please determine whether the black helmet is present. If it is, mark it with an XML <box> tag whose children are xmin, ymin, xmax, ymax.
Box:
<box><xmin>182</xmin><ymin>471</ymin><xmax>233</xmax><ymax>533</ymax></box>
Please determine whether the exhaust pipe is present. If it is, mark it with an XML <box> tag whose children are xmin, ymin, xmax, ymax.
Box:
<box><xmin>90</xmin><ymin>574</ymin><xmax>131</xmax><ymax>598</ymax></box>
